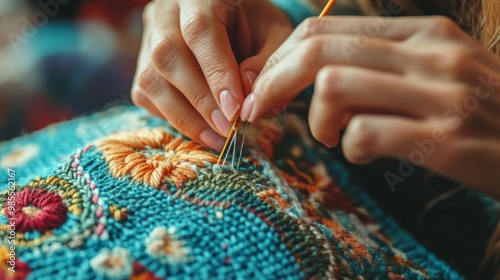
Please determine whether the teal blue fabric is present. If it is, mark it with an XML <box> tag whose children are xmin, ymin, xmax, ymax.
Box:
<box><xmin>0</xmin><ymin>106</ymin><xmax>471</xmax><ymax>279</ymax></box>
<box><xmin>271</xmin><ymin>0</ymin><xmax>317</xmax><ymax>26</ymax></box>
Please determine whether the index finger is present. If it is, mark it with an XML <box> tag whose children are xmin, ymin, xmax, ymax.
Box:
<box><xmin>179</xmin><ymin>1</ymin><xmax>245</xmax><ymax>122</ymax></box>
<box><xmin>260</xmin><ymin>16</ymin><xmax>441</xmax><ymax>75</ymax></box>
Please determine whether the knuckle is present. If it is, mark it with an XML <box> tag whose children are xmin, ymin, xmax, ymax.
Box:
<box><xmin>204</xmin><ymin>64</ymin><xmax>229</xmax><ymax>87</ymax></box>
<box><xmin>316</xmin><ymin>67</ymin><xmax>349</xmax><ymax>104</ymax></box>
<box><xmin>438</xmin><ymin>47</ymin><xmax>475</xmax><ymax>73</ymax></box>
<box><xmin>296</xmin><ymin>17</ymin><xmax>324</xmax><ymax>40</ymax></box>
<box><xmin>151</xmin><ymin>34</ymin><xmax>177</xmax><ymax>73</ymax></box>
<box><xmin>181</xmin><ymin>12</ymin><xmax>210</xmax><ymax>44</ymax></box>
<box><xmin>191</xmin><ymin>90</ymin><xmax>212</xmax><ymax>111</ymax></box>
<box><xmin>298</xmin><ymin>38</ymin><xmax>324</xmax><ymax>68</ymax></box>
<box><xmin>425</xmin><ymin>16</ymin><xmax>460</xmax><ymax>37</ymax></box>
<box><xmin>137</xmin><ymin>66</ymin><xmax>159</xmax><ymax>95</ymax></box>
<box><xmin>168</xmin><ymin>112</ymin><xmax>191</xmax><ymax>132</ymax></box>
<box><xmin>346</xmin><ymin>117</ymin><xmax>375</xmax><ymax>155</ymax></box>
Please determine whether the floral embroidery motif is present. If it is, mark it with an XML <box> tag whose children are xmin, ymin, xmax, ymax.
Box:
<box><xmin>97</xmin><ymin>128</ymin><xmax>218</xmax><ymax>187</ymax></box>
<box><xmin>6</xmin><ymin>188</ymin><xmax>67</xmax><ymax>233</ymax></box>
<box><xmin>90</xmin><ymin>247</ymin><xmax>134</xmax><ymax>279</ymax></box>
<box><xmin>0</xmin><ymin>174</ymin><xmax>97</xmax><ymax>248</ymax></box>
<box><xmin>145</xmin><ymin>226</ymin><xmax>190</xmax><ymax>264</ymax></box>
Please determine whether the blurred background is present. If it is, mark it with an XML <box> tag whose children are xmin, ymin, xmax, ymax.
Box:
<box><xmin>0</xmin><ymin>0</ymin><xmax>149</xmax><ymax>141</ymax></box>
<box><xmin>1</xmin><ymin>3</ymin><xmax>497</xmax><ymax>278</ymax></box>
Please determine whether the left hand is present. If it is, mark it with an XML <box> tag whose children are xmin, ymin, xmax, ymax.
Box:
<box><xmin>239</xmin><ymin>16</ymin><xmax>500</xmax><ymax>199</ymax></box>
<box><xmin>131</xmin><ymin>0</ymin><xmax>292</xmax><ymax>150</ymax></box>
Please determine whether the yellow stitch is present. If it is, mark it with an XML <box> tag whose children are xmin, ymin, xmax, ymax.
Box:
<box><xmin>113</xmin><ymin>210</ymin><xmax>121</xmax><ymax>221</ymax></box>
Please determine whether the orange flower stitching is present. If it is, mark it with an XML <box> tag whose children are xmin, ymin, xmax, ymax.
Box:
<box><xmin>97</xmin><ymin>129</ymin><xmax>218</xmax><ymax>188</ymax></box>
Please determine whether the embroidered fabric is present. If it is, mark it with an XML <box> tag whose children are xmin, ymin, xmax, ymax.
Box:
<box><xmin>0</xmin><ymin>106</ymin><xmax>466</xmax><ymax>279</ymax></box>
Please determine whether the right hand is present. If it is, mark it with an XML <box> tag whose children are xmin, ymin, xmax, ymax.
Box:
<box><xmin>131</xmin><ymin>0</ymin><xmax>293</xmax><ymax>150</ymax></box>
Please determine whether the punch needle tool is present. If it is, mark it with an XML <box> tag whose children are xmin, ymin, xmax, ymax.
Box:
<box><xmin>320</xmin><ymin>0</ymin><xmax>336</xmax><ymax>17</ymax></box>
<box><xmin>216</xmin><ymin>0</ymin><xmax>336</xmax><ymax>168</ymax></box>
<box><xmin>217</xmin><ymin>117</ymin><xmax>244</xmax><ymax>167</ymax></box>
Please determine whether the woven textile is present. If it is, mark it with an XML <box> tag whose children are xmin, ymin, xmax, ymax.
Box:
<box><xmin>0</xmin><ymin>106</ymin><xmax>464</xmax><ymax>279</ymax></box>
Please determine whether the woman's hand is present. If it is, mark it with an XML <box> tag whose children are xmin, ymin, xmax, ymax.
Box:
<box><xmin>131</xmin><ymin>0</ymin><xmax>293</xmax><ymax>150</ymax></box>
<box><xmin>240</xmin><ymin>16</ymin><xmax>500</xmax><ymax>199</ymax></box>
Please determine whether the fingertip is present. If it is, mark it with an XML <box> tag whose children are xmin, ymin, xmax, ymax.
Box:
<box><xmin>343</xmin><ymin>148</ymin><xmax>377</xmax><ymax>165</ymax></box>
<box><xmin>308</xmin><ymin>105</ymin><xmax>341</xmax><ymax>148</ymax></box>
<box><xmin>342</xmin><ymin>117</ymin><xmax>378</xmax><ymax>164</ymax></box>
<box><xmin>316</xmin><ymin>133</ymin><xmax>340</xmax><ymax>149</ymax></box>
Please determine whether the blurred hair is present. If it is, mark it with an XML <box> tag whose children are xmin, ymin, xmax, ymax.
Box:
<box><xmin>456</xmin><ymin>0</ymin><xmax>500</xmax><ymax>56</ymax></box>
<box><xmin>475</xmin><ymin>0</ymin><xmax>500</xmax><ymax>55</ymax></box>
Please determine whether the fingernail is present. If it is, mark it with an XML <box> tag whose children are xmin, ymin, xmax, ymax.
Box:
<box><xmin>245</xmin><ymin>70</ymin><xmax>258</xmax><ymax>90</ymax></box>
<box><xmin>199</xmin><ymin>129</ymin><xmax>225</xmax><ymax>151</ymax></box>
<box><xmin>211</xmin><ymin>109</ymin><xmax>232</xmax><ymax>136</ymax></box>
<box><xmin>220</xmin><ymin>90</ymin><xmax>240</xmax><ymax>121</ymax></box>
<box><xmin>240</xmin><ymin>93</ymin><xmax>255</xmax><ymax>122</ymax></box>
